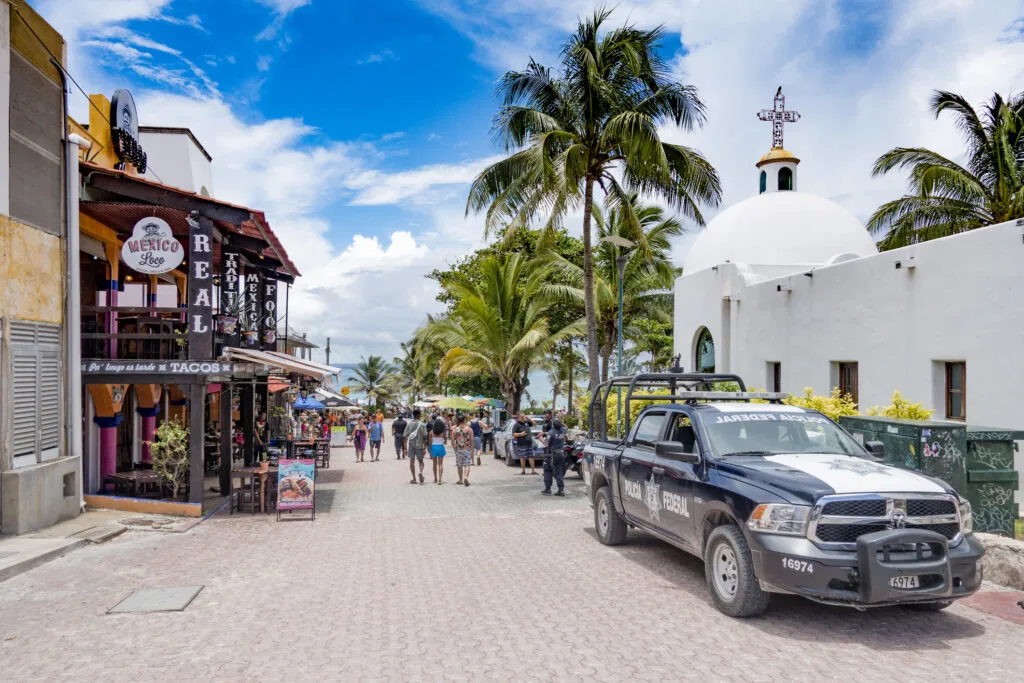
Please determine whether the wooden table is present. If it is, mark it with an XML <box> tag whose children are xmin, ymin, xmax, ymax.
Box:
<box><xmin>233</xmin><ymin>466</ymin><xmax>279</xmax><ymax>513</ymax></box>
<box><xmin>105</xmin><ymin>470</ymin><xmax>163</xmax><ymax>498</ymax></box>
<box><xmin>278</xmin><ymin>438</ymin><xmax>316</xmax><ymax>459</ymax></box>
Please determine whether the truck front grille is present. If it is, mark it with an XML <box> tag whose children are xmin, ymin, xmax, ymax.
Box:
<box><xmin>810</xmin><ymin>495</ymin><xmax>961</xmax><ymax>549</ymax></box>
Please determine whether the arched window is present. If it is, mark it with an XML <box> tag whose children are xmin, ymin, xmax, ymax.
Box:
<box><xmin>695</xmin><ymin>328</ymin><xmax>715</xmax><ymax>373</ymax></box>
<box><xmin>759</xmin><ymin>170</ymin><xmax>766</xmax><ymax>194</ymax></box>
<box><xmin>778</xmin><ymin>167</ymin><xmax>793</xmax><ymax>191</ymax></box>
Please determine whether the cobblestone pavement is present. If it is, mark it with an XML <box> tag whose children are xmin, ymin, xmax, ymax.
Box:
<box><xmin>1</xmin><ymin>440</ymin><xmax>1022</xmax><ymax>681</ymax></box>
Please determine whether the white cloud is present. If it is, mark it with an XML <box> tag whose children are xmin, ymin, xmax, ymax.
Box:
<box><xmin>427</xmin><ymin>132</ymin><xmax>441</xmax><ymax>141</ymax></box>
<box><xmin>379</xmin><ymin>131</ymin><xmax>405</xmax><ymax>141</ymax></box>
<box><xmin>257</xmin><ymin>55</ymin><xmax>273</xmax><ymax>72</ymax></box>
<box><xmin>356</xmin><ymin>49</ymin><xmax>397</xmax><ymax>65</ymax></box>
<box><xmin>254</xmin><ymin>0</ymin><xmax>311</xmax><ymax>40</ymax></box>
<box><xmin>345</xmin><ymin>155</ymin><xmax>503</xmax><ymax>206</ymax></box>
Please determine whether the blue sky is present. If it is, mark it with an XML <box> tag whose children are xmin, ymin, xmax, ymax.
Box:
<box><xmin>36</xmin><ymin>0</ymin><xmax>1024</xmax><ymax>376</ymax></box>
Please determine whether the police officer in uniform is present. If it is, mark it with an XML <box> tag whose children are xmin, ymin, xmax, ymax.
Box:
<box><xmin>541</xmin><ymin>418</ymin><xmax>568</xmax><ymax>496</ymax></box>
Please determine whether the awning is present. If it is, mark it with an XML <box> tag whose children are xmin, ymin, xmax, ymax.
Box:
<box><xmin>268</xmin><ymin>380</ymin><xmax>290</xmax><ymax>393</ymax></box>
<box><xmin>222</xmin><ymin>347</ymin><xmax>337</xmax><ymax>379</ymax></box>
<box><xmin>263</xmin><ymin>351</ymin><xmax>340</xmax><ymax>376</ymax></box>
<box><xmin>315</xmin><ymin>388</ymin><xmax>356</xmax><ymax>407</ymax></box>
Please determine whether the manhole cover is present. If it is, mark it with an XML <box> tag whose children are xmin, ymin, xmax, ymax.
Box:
<box><xmin>107</xmin><ymin>586</ymin><xmax>204</xmax><ymax>614</ymax></box>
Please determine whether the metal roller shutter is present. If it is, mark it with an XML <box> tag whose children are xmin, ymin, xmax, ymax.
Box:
<box><xmin>8</xmin><ymin>320</ymin><xmax>62</xmax><ymax>464</ymax></box>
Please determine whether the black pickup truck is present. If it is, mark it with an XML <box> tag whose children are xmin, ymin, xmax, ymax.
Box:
<box><xmin>582</xmin><ymin>371</ymin><xmax>984</xmax><ymax>617</ymax></box>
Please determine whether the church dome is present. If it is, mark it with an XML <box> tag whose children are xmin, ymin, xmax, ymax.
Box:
<box><xmin>757</xmin><ymin>147</ymin><xmax>800</xmax><ymax>167</ymax></box>
<box><xmin>682</xmin><ymin>191</ymin><xmax>878</xmax><ymax>275</ymax></box>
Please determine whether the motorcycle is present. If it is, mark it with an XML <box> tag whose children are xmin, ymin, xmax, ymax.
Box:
<box><xmin>566</xmin><ymin>440</ymin><xmax>586</xmax><ymax>477</ymax></box>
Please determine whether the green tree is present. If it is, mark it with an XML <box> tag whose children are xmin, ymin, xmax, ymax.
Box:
<box><xmin>467</xmin><ymin>7</ymin><xmax>721</xmax><ymax>435</ymax></box>
<box><xmin>627</xmin><ymin>318</ymin><xmax>674</xmax><ymax>372</ymax></box>
<box><xmin>390</xmin><ymin>341</ymin><xmax>434</xmax><ymax>404</ymax></box>
<box><xmin>540</xmin><ymin>195</ymin><xmax>681</xmax><ymax>382</ymax></box>
<box><xmin>869</xmin><ymin>90</ymin><xmax>1024</xmax><ymax>249</ymax></box>
<box><xmin>348</xmin><ymin>355</ymin><xmax>397</xmax><ymax>410</ymax></box>
<box><xmin>421</xmin><ymin>253</ymin><xmax>582</xmax><ymax>413</ymax></box>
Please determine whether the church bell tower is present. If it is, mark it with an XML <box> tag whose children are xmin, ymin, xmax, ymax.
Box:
<box><xmin>756</xmin><ymin>87</ymin><xmax>800</xmax><ymax>194</ymax></box>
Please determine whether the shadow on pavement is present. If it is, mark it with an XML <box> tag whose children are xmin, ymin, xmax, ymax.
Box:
<box><xmin>584</xmin><ymin>525</ymin><xmax>986</xmax><ymax>651</ymax></box>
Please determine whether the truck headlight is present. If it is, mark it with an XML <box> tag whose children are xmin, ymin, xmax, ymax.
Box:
<box><xmin>958</xmin><ymin>497</ymin><xmax>973</xmax><ymax>534</ymax></box>
<box><xmin>747</xmin><ymin>504</ymin><xmax>812</xmax><ymax>536</ymax></box>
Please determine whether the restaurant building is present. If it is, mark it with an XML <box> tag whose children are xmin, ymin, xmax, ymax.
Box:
<box><xmin>67</xmin><ymin>87</ymin><xmax>338</xmax><ymax>517</ymax></box>
<box><xmin>0</xmin><ymin>2</ymin><xmax>80</xmax><ymax>534</ymax></box>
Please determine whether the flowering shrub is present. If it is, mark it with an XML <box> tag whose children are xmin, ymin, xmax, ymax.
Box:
<box><xmin>867</xmin><ymin>391</ymin><xmax>934</xmax><ymax>420</ymax></box>
<box><xmin>783</xmin><ymin>387</ymin><xmax>860</xmax><ymax>421</ymax></box>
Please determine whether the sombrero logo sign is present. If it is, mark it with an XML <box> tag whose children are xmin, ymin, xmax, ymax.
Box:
<box><xmin>121</xmin><ymin>217</ymin><xmax>184</xmax><ymax>274</ymax></box>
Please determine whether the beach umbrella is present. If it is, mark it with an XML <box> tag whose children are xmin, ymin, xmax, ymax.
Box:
<box><xmin>438</xmin><ymin>397</ymin><xmax>478</xmax><ymax>410</ymax></box>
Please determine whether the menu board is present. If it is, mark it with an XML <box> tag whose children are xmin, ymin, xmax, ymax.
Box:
<box><xmin>276</xmin><ymin>459</ymin><xmax>315</xmax><ymax>517</ymax></box>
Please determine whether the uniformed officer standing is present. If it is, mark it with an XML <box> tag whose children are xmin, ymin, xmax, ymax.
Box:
<box><xmin>541</xmin><ymin>418</ymin><xmax>568</xmax><ymax>496</ymax></box>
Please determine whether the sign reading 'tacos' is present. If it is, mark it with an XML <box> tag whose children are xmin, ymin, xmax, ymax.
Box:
<box><xmin>121</xmin><ymin>217</ymin><xmax>183</xmax><ymax>274</ymax></box>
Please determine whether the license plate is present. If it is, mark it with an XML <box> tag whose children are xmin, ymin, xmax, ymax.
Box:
<box><xmin>889</xmin><ymin>575</ymin><xmax>920</xmax><ymax>589</ymax></box>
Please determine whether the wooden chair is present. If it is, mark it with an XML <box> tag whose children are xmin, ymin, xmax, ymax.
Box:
<box><xmin>229</xmin><ymin>471</ymin><xmax>259</xmax><ymax>514</ymax></box>
<box><xmin>314</xmin><ymin>439</ymin><xmax>330</xmax><ymax>469</ymax></box>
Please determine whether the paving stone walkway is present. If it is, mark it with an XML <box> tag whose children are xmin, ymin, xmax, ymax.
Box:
<box><xmin>0</xmin><ymin>441</ymin><xmax>1021</xmax><ymax>681</ymax></box>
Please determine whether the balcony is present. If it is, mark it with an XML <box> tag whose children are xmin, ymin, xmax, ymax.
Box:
<box><xmin>81</xmin><ymin>306</ymin><xmax>190</xmax><ymax>360</ymax></box>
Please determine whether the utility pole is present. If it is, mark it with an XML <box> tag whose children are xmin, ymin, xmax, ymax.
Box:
<box><xmin>325</xmin><ymin>337</ymin><xmax>331</xmax><ymax>365</ymax></box>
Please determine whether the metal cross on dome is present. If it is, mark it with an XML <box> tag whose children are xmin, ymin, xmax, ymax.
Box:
<box><xmin>757</xmin><ymin>86</ymin><xmax>800</xmax><ymax>149</ymax></box>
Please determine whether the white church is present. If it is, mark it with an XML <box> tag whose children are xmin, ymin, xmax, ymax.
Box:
<box><xmin>672</xmin><ymin>90</ymin><xmax>1024</xmax><ymax>504</ymax></box>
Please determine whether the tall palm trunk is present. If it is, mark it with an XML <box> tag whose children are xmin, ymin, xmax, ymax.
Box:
<box><xmin>566</xmin><ymin>348</ymin><xmax>574</xmax><ymax>418</ymax></box>
<box><xmin>582</xmin><ymin>174</ymin><xmax>604</xmax><ymax>435</ymax></box>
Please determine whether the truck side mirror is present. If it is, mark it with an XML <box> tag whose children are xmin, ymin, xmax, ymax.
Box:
<box><xmin>655</xmin><ymin>440</ymin><xmax>700</xmax><ymax>464</ymax></box>
<box><xmin>865</xmin><ymin>441</ymin><xmax>885</xmax><ymax>460</ymax></box>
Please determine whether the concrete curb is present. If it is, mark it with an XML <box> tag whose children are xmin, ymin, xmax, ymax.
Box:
<box><xmin>0</xmin><ymin>538</ymin><xmax>88</xmax><ymax>584</ymax></box>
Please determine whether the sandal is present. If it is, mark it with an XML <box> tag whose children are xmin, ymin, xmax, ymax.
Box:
<box><xmin>410</xmin><ymin>479</ymin><xmax>417</xmax><ymax>484</ymax></box>
<box><xmin>464</xmin><ymin>481</ymin><xmax>470</xmax><ymax>487</ymax></box>
<box><xmin>419</xmin><ymin>474</ymin><xmax>425</xmax><ymax>484</ymax></box>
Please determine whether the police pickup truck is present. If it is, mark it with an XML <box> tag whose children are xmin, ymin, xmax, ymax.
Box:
<box><xmin>582</xmin><ymin>371</ymin><xmax>984</xmax><ymax>617</ymax></box>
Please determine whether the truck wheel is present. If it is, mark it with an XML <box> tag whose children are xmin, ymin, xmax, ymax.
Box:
<box><xmin>594</xmin><ymin>486</ymin><xmax>627</xmax><ymax>545</ymax></box>
<box><xmin>905</xmin><ymin>600</ymin><xmax>954</xmax><ymax>612</ymax></box>
<box><xmin>704</xmin><ymin>525</ymin><xmax>769</xmax><ymax>618</ymax></box>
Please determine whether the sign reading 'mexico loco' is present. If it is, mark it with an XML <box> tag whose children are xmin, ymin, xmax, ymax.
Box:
<box><xmin>121</xmin><ymin>217</ymin><xmax>184</xmax><ymax>274</ymax></box>
<box><xmin>187</xmin><ymin>216</ymin><xmax>214</xmax><ymax>359</ymax></box>
<box><xmin>82</xmin><ymin>361</ymin><xmax>233</xmax><ymax>375</ymax></box>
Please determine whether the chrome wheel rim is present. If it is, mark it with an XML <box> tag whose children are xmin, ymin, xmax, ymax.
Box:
<box><xmin>597</xmin><ymin>496</ymin><xmax>609</xmax><ymax>537</ymax></box>
<box><xmin>712</xmin><ymin>543</ymin><xmax>739</xmax><ymax>601</ymax></box>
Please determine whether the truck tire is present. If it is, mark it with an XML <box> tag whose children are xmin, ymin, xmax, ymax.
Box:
<box><xmin>704</xmin><ymin>525</ymin><xmax>769</xmax><ymax>618</ymax></box>
<box><xmin>594</xmin><ymin>486</ymin><xmax>627</xmax><ymax>545</ymax></box>
<box><xmin>905</xmin><ymin>600</ymin><xmax>954</xmax><ymax>612</ymax></box>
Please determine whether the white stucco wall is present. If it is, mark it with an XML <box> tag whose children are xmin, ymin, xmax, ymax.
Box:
<box><xmin>140</xmin><ymin>131</ymin><xmax>213</xmax><ymax>196</ymax></box>
<box><xmin>675</xmin><ymin>218</ymin><xmax>1024</xmax><ymax>506</ymax></box>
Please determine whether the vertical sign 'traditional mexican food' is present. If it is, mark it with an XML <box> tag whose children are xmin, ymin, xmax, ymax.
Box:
<box><xmin>261</xmin><ymin>276</ymin><xmax>278</xmax><ymax>350</ymax></box>
<box><xmin>244</xmin><ymin>271</ymin><xmax>261</xmax><ymax>348</ymax></box>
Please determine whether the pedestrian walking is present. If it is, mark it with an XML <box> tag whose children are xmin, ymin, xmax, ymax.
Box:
<box><xmin>541</xmin><ymin>418</ymin><xmax>568</xmax><ymax>496</ymax></box>
<box><xmin>452</xmin><ymin>413</ymin><xmax>475</xmax><ymax>486</ymax></box>
<box><xmin>512</xmin><ymin>412</ymin><xmax>538</xmax><ymax>475</ymax></box>
<box><xmin>353</xmin><ymin>417</ymin><xmax>368</xmax><ymax>462</ymax></box>
<box><xmin>346</xmin><ymin>413</ymin><xmax>356</xmax><ymax>446</ymax></box>
<box><xmin>392</xmin><ymin>412</ymin><xmax>408</xmax><ymax>460</ymax></box>
<box><xmin>368</xmin><ymin>415</ymin><xmax>384</xmax><ymax>461</ymax></box>
<box><xmin>469</xmin><ymin>413</ymin><xmax>483</xmax><ymax>466</ymax></box>
<box><xmin>255</xmin><ymin>412</ymin><xmax>268</xmax><ymax>462</ymax></box>
<box><xmin>403</xmin><ymin>409</ymin><xmax>428</xmax><ymax>484</ymax></box>
<box><xmin>429</xmin><ymin>413</ymin><xmax>447</xmax><ymax>483</ymax></box>
<box><xmin>481</xmin><ymin>415</ymin><xmax>494</xmax><ymax>453</ymax></box>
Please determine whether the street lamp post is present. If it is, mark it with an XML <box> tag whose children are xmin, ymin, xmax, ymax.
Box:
<box><xmin>601</xmin><ymin>235</ymin><xmax>635</xmax><ymax>438</ymax></box>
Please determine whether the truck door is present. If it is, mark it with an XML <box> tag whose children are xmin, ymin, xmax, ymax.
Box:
<box><xmin>619</xmin><ymin>411</ymin><xmax>667</xmax><ymax>526</ymax></box>
<box><xmin>657</xmin><ymin>411</ymin><xmax>699</xmax><ymax>548</ymax></box>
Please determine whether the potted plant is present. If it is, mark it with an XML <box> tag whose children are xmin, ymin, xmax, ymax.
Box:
<box><xmin>240</xmin><ymin>314</ymin><xmax>258</xmax><ymax>346</ymax></box>
<box><xmin>216</xmin><ymin>298</ymin><xmax>241</xmax><ymax>336</ymax></box>
<box><xmin>146</xmin><ymin>419</ymin><xmax>190</xmax><ymax>501</ymax></box>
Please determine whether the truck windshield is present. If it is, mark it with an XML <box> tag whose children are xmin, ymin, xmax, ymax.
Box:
<box><xmin>702</xmin><ymin>410</ymin><xmax>866</xmax><ymax>457</ymax></box>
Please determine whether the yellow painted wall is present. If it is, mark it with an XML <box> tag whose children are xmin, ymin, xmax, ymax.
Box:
<box><xmin>9</xmin><ymin>0</ymin><xmax>65</xmax><ymax>82</ymax></box>
<box><xmin>0</xmin><ymin>215</ymin><xmax>63</xmax><ymax>324</ymax></box>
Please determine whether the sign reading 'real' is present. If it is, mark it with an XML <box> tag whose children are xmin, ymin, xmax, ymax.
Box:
<box><xmin>121</xmin><ymin>217</ymin><xmax>183</xmax><ymax>274</ymax></box>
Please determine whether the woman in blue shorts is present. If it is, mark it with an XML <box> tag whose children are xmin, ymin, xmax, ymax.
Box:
<box><xmin>429</xmin><ymin>415</ymin><xmax>447</xmax><ymax>484</ymax></box>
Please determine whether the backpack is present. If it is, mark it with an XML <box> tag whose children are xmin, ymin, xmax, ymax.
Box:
<box><xmin>408</xmin><ymin>421</ymin><xmax>427</xmax><ymax>450</ymax></box>
<box><xmin>431</xmin><ymin>417</ymin><xmax>446</xmax><ymax>436</ymax></box>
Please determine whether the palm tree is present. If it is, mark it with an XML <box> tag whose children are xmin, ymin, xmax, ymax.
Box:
<box><xmin>348</xmin><ymin>355</ymin><xmax>397</xmax><ymax>409</ymax></box>
<box><xmin>540</xmin><ymin>195</ymin><xmax>682</xmax><ymax>382</ymax></box>
<box><xmin>391</xmin><ymin>341</ymin><xmax>433</xmax><ymax>404</ymax></box>
<box><xmin>467</xmin><ymin>7</ymin><xmax>721</xmax><ymax>434</ymax></box>
<box><xmin>868</xmin><ymin>90</ymin><xmax>1024</xmax><ymax>250</ymax></box>
<box><xmin>420</xmin><ymin>253</ymin><xmax>582</xmax><ymax>413</ymax></box>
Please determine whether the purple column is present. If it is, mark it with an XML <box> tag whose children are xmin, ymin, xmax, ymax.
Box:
<box><xmin>138</xmin><ymin>406</ymin><xmax>160</xmax><ymax>463</ymax></box>
<box><xmin>94</xmin><ymin>415</ymin><xmax>123</xmax><ymax>487</ymax></box>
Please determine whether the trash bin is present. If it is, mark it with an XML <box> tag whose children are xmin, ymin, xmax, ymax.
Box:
<box><xmin>964</xmin><ymin>427</ymin><xmax>1021</xmax><ymax>536</ymax></box>
<box><xmin>838</xmin><ymin>416</ymin><xmax>1021</xmax><ymax>537</ymax></box>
